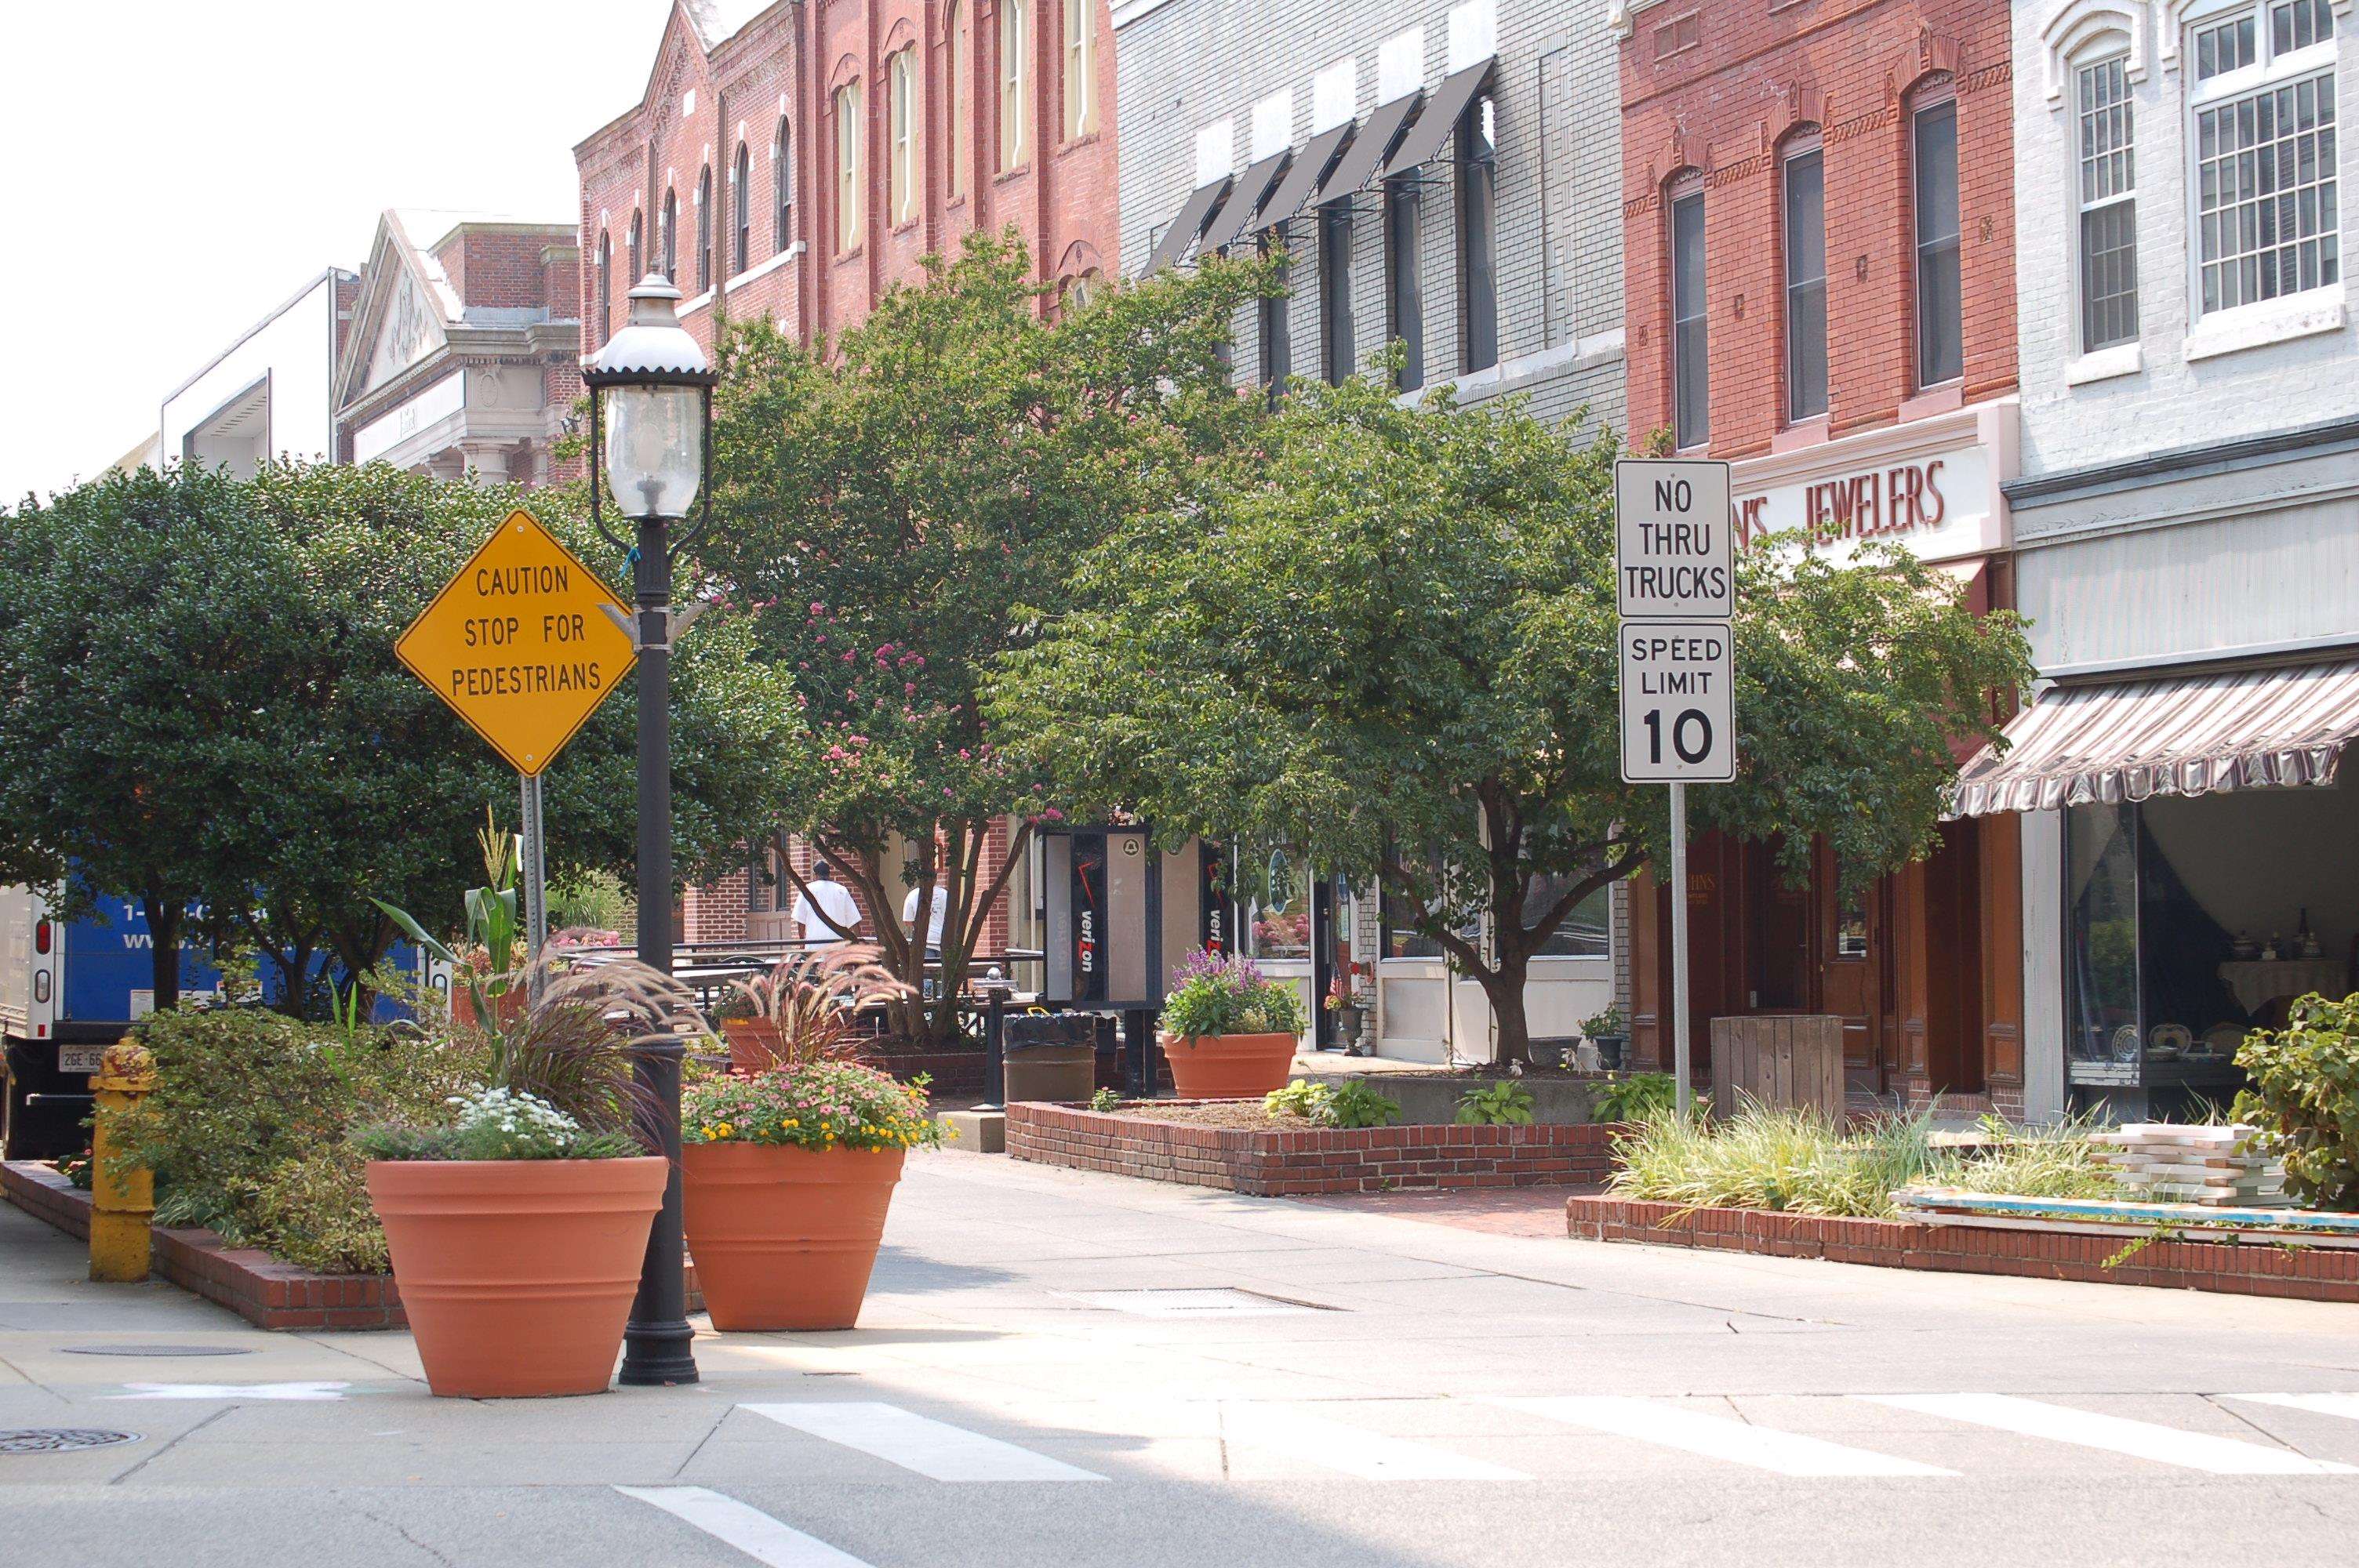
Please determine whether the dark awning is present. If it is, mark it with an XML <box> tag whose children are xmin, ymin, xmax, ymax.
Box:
<box><xmin>1252</xmin><ymin>123</ymin><xmax>1354</xmax><ymax>234</ymax></box>
<box><xmin>1378</xmin><ymin>59</ymin><xmax>1494</xmax><ymax>181</ymax></box>
<box><xmin>1193</xmin><ymin>150</ymin><xmax>1293</xmax><ymax>256</ymax></box>
<box><xmin>1141</xmin><ymin>178</ymin><xmax>1232</xmax><ymax>276</ymax></box>
<box><xmin>1948</xmin><ymin>657</ymin><xmax>2359</xmax><ymax>817</ymax></box>
<box><xmin>1307</xmin><ymin>92</ymin><xmax>1421</xmax><ymax>206</ymax></box>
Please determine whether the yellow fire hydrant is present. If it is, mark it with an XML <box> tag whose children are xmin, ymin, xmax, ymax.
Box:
<box><xmin>88</xmin><ymin>1039</ymin><xmax>157</xmax><ymax>1283</ymax></box>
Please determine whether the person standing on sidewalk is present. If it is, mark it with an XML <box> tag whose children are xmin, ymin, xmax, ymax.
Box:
<box><xmin>793</xmin><ymin>861</ymin><xmax>861</xmax><ymax>951</ymax></box>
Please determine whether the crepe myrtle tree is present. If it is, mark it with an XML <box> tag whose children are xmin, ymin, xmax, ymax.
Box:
<box><xmin>0</xmin><ymin>459</ymin><xmax>805</xmax><ymax>1014</ymax></box>
<box><xmin>706</xmin><ymin>227</ymin><xmax>1273</xmax><ymax>1046</ymax></box>
<box><xmin>986</xmin><ymin>370</ymin><xmax>2034</xmax><ymax>1063</ymax></box>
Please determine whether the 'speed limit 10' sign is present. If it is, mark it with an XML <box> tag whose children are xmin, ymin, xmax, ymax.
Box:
<box><xmin>1614</xmin><ymin>459</ymin><xmax>1736</xmax><ymax>785</ymax></box>
<box><xmin>1619</xmin><ymin>622</ymin><xmax>1735</xmax><ymax>782</ymax></box>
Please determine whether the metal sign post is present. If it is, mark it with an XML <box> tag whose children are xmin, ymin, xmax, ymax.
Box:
<box><xmin>1616</xmin><ymin>459</ymin><xmax>1735</xmax><ymax>1120</ymax></box>
<box><xmin>518</xmin><ymin>774</ymin><xmax>550</xmax><ymax>1002</ymax></box>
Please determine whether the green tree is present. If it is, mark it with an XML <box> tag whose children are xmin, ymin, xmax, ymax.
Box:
<box><xmin>987</xmin><ymin>373</ymin><xmax>2034</xmax><ymax>1062</ymax></box>
<box><xmin>707</xmin><ymin>228</ymin><xmax>1268</xmax><ymax>1044</ymax></box>
<box><xmin>0</xmin><ymin>460</ymin><xmax>805</xmax><ymax>1013</ymax></box>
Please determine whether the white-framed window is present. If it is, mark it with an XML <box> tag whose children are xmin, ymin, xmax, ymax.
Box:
<box><xmin>1001</xmin><ymin>0</ymin><xmax>1030</xmax><ymax>171</ymax></box>
<box><xmin>834</xmin><ymin>81</ymin><xmax>865</xmax><ymax>254</ymax></box>
<box><xmin>1668</xmin><ymin>174</ymin><xmax>1707</xmax><ymax>448</ymax></box>
<box><xmin>774</xmin><ymin>117</ymin><xmax>794</xmax><ymax>249</ymax></box>
<box><xmin>1063</xmin><ymin>0</ymin><xmax>1096</xmax><ymax>141</ymax></box>
<box><xmin>1781</xmin><ymin>133</ymin><xmax>1828</xmax><ymax>421</ymax></box>
<box><xmin>732</xmin><ymin>143</ymin><xmax>751</xmax><ymax>274</ymax></box>
<box><xmin>889</xmin><ymin>48</ymin><xmax>918</xmax><ymax>226</ymax></box>
<box><xmin>946</xmin><ymin>2</ymin><xmax>969</xmax><ymax>201</ymax></box>
<box><xmin>2186</xmin><ymin>0</ymin><xmax>2339</xmax><ymax>317</ymax></box>
<box><xmin>2077</xmin><ymin>55</ymin><xmax>2139</xmax><ymax>350</ymax></box>
<box><xmin>1911</xmin><ymin>89</ymin><xmax>1964</xmax><ymax>388</ymax></box>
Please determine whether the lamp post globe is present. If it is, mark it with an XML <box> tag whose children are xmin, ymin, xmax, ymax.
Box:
<box><xmin>583</xmin><ymin>274</ymin><xmax>717</xmax><ymax>1389</ymax></box>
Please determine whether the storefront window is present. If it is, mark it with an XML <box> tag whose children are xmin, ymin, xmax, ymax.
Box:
<box><xmin>2066</xmin><ymin>785</ymin><xmax>2357</xmax><ymax>1101</ymax></box>
<box><xmin>1241</xmin><ymin>844</ymin><xmax>1311</xmax><ymax>960</ymax></box>
<box><xmin>1524</xmin><ymin>872</ymin><xmax>1609</xmax><ymax>957</ymax></box>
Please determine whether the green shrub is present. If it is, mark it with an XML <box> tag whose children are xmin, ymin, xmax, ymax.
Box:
<box><xmin>1264</xmin><ymin>1079</ymin><xmax>1332</xmax><ymax>1121</ymax></box>
<box><xmin>2234</xmin><ymin>991</ymin><xmax>2359</xmax><ymax>1210</ymax></box>
<box><xmin>1263</xmin><ymin>1078</ymin><xmax>1401</xmax><ymax>1129</ymax></box>
<box><xmin>1593</xmin><ymin>1073</ymin><xmax>1676</xmax><ymax>1123</ymax></box>
<box><xmin>246</xmin><ymin>1146</ymin><xmax>388</xmax><ymax>1275</ymax></box>
<box><xmin>1456</xmin><ymin>1081</ymin><xmax>1536</xmax><ymax>1127</ymax></box>
<box><xmin>1329</xmin><ymin>1080</ymin><xmax>1402</xmax><ymax>1130</ymax></box>
<box><xmin>1608</xmin><ymin>1100</ymin><xmax>2115</xmax><ymax>1218</ymax></box>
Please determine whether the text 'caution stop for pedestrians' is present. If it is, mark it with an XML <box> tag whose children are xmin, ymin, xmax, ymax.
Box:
<box><xmin>1619</xmin><ymin>622</ymin><xmax>1735</xmax><ymax>783</ymax></box>
<box><xmin>394</xmin><ymin>509</ymin><xmax>636</xmax><ymax>776</ymax></box>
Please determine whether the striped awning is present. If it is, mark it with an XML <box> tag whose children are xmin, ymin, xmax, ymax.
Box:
<box><xmin>1948</xmin><ymin>656</ymin><xmax>2359</xmax><ymax>818</ymax></box>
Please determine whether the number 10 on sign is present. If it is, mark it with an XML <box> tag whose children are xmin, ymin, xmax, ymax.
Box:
<box><xmin>1619</xmin><ymin>622</ymin><xmax>1735</xmax><ymax>782</ymax></box>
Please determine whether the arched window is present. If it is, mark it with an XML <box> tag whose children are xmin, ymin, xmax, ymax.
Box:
<box><xmin>946</xmin><ymin>2</ymin><xmax>969</xmax><ymax>201</ymax></box>
<box><xmin>1667</xmin><ymin>171</ymin><xmax>1707</xmax><ymax>448</ymax></box>
<box><xmin>628</xmin><ymin>210</ymin><xmax>642</xmax><ymax>281</ymax></box>
<box><xmin>889</xmin><ymin>48</ymin><xmax>918</xmax><ymax>225</ymax></box>
<box><xmin>596</xmin><ymin>228</ymin><xmax>612</xmax><ymax>341</ymax></box>
<box><xmin>835</xmin><ymin>80</ymin><xmax>866</xmax><ymax>253</ymax></box>
<box><xmin>661</xmin><ymin>189</ymin><xmax>678</xmax><ymax>282</ymax></box>
<box><xmin>774</xmin><ymin>117</ymin><xmax>794</xmax><ymax>249</ymax></box>
<box><xmin>696</xmin><ymin>164</ymin><xmax>713</xmax><ymax>290</ymax></box>
<box><xmin>1000</xmin><ymin>0</ymin><xmax>1030</xmax><ymax>171</ymax></box>
<box><xmin>1063</xmin><ymin>0</ymin><xmax>1095</xmax><ymax>140</ymax></box>
<box><xmin>732</xmin><ymin>143</ymin><xmax>751</xmax><ymax>273</ymax></box>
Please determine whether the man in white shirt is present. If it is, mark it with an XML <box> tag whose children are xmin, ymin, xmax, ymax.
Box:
<box><xmin>902</xmin><ymin>880</ymin><xmax>949</xmax><ymax>957</ymax></box>
<box><xmin>791</xmin><ymin>861</ymin><xmax>861</xmax><ymax>951</ymax></box>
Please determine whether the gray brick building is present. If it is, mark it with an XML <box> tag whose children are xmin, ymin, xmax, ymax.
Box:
<box><xmin>1114</xmin><ymin>0</ymin><xmax>1628</xmax><ymax>1063</ymax></box>
<box><xmin>1114</xmin><ymin>0</ymin><xmax>1624</xmax><ymax>435</ymax></box>
<box><xmin>1950</xmin><ymin>2</ymin><xmax>2359</xmax><ymax>1120</ymax></box>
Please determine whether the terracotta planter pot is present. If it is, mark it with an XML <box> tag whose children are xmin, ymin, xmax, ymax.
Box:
<box><xmin>682</xmin><ymin>1142</ymin><xmax>905</xmax><ymax>1330</ymax></box>
<box><xmin>366</xmin><ymin>1156</ymin><xmax>665</xmax><ymax>1398</ymax></box>
<box><xmin>720</xmin><ymin>1018</ymin><xmax>783</xmax><ymax>1074</ymax></box>
<box><xmin>1159</xmin><ymin>1030</ymin><xmax>1299</xmax><ymax>1099</ymax></box>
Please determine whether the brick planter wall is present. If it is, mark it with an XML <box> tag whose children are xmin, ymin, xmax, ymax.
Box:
<box><xmin>4</xmin><ymin>1160</ymin><xmax>703</xmax><ymax>1331</ymax></box>
<box><xmin>1006</xmin><ymin>1103</ymin><xmax>1619</xmax><ymax>1196</ymax></box>
<box><xmin>1566</xmin><ymin>1195</ymin><xmax>2359</xmax><ymax>1305</ymax></box>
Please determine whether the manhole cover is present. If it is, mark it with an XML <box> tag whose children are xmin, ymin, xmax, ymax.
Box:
<box><xmin>61</xmin><ymin>1344</ymin><xmax>256</xmax><ymax>1358</ymax></box>
<box><xmin>1063</xmin><ymin>1287</ymin><xmax>1329</xmax><ymax>1318</ymax></box>
<box><xmin>0</xmin><ymin>1428</ymin><xmax>141</xmax><ymax>1454</ymax></box>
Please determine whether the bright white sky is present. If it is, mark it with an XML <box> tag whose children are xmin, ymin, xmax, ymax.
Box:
<box><xmin>0</xmin><ymin>0</ymin><xmax>678</xmax><ymax>505</ymax></box>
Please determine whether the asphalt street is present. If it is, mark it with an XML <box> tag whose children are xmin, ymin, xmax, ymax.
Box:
<box><xmin>5</xmin><ymin>1148</ymin><xmax>2357</xmax><ymax>1567</ymax></box>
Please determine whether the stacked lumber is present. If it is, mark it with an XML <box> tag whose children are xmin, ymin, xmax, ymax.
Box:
<box><xmin>2089</xmin><ymin>1123</ymin><xmax>2286</xmax><ymax>1207</ymax></box>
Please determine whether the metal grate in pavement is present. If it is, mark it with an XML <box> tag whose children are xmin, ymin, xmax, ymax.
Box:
<box><xmin>61</xmin><ymin>1344</ymin><xmax>255</xmax><ymax>1358</ymax></box>
<box><xmin>0</xmin><ymin>1428</ymin><xmax>142</xmax><ymax>1454</ymax></box>
<box><xmin>1063</xmin><ymin>1287</ymin><xmax>1330</xmax><ymax>1317</ymax></box>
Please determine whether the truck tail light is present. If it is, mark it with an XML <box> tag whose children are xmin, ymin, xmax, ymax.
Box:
<box><xmin>33</xmin><ymin>920</ymin><xmax>51</xmax><ymax>955</ymax></box>
<box><xmin>32</xmin><ymin>971</ymin><xmax>50</xmax><ymax>1004</ymax></box>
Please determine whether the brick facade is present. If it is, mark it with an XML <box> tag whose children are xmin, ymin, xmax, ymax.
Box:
<box><xmin>1618</xmin><ymin>0</ymin><xmax>2017</xmax><ymax>453</ymax></box>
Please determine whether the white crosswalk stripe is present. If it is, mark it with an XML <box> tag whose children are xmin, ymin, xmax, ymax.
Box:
<box><xmin>1223</xmin><ymin>1403</ymin><xmax>1533</xmax><ymax>1481</ymax></box>
<box><xmin>1856</xmin><ymin>1393</ymin><xmax>2358</xmax><ymax>1475</ymax></box>
<box><xmin>2230</xmin><ymin>1393</ymin><xmax>2359</xmax><ymax>1425</ymax></box>
<box><xmin>616</xmin><ymin>1486</ymin><xmax>876</xmax><ymax>1567</ymax></box>
<box><xmin>740</xmin><ymin>1401</ymin><xmax>1107</xmax><ymax>1482</ymax></box>
<box><xmin>1495</xmin><ymin>1395</ymin><xmax>1957</xmax><ymax>1477</ymax></box>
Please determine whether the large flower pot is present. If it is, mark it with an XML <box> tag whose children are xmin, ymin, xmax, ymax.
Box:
<box><xmin>721</xmin><ymin>1018</ymin><xmax>783</xmax><ymax>1074</ymax></box>
<box><xmin>366</xmin><ymin>1156</ymin><xmax>665</xmax><ymax>1399</ymax></box>
<box><xmin>1160</xmin><ymin>1031</ymin><xmax>1299</xmax><ymax>1099</ymax></box>
<box><xmin>682</xmin><ymin>1142</ymin><xmax>906</xmax><ymax>1330</ymax></box>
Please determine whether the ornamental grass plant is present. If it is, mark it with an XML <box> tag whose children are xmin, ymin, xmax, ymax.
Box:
<box><xmin>1608</xmin><ymin>1099</ymin><xmax>2117</xmax><ymax>1220</ymax></box>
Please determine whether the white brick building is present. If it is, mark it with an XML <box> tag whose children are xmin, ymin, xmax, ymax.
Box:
<box><xmin>1112</xmin><ymin>0</ymin><xmax>1627</xmax><ymax>1062</ymax></box>
<box><xmin>1955</xmin><ymin>0</ymin><xmax>2359</xmax><ymax>1119</ymax></box>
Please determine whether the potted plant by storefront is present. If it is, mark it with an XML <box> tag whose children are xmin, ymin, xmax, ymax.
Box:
<box><xmin>711</xmin><ymin>945</ymin><xmax>901</xmax><ymax>1075</ymax></box>
<box><xmin>1582</xmin><ymin>1004</ymin><xmax>1629</xmax><ymax>1073</ymax></box>
<box><xmin>358</xmin><ymin>958</ymin><xmax>704</xmax><ymax>1399</ymax></box>
<box><xmin>681</xmin><ymin>949</ymin><xmax>943</xmax><ymax>1330</ymax></box>
<box><xmin>1159</xmin><ymin>947</ymin><xmax>1305</xmax><ymax>1098</ymax></box>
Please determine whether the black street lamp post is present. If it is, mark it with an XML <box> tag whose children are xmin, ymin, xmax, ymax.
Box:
<box><xmin>584</xmin><ymin>274</ymin><xmax>717</xmax><ymax>1388</ymax></box>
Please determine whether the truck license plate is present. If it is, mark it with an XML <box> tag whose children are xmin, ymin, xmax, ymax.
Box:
<box><xmin>56</xmin><ymin>1044</ymin><xmax>107</xmax><ymax>1075</ymax></box>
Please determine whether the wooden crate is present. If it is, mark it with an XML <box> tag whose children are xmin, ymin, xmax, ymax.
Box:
<box><xmin>1708</xmin><ymin>1015</ymin><xmax>1845</xmax><ymax>1120</ymax></box>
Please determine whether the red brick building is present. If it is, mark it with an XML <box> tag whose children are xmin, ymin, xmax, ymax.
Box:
<box><xmin>1613</xmin><ymin>0</ymin><xmax>2024</xmax><ymax>1112</ymax></box>
<box><xmin>575</xmin><ymin>0</ymin><xmax>1119</xmax><ymax>361</ymax></box>
<box><xmin>577</xmin><ymin>0</ymin><xmax>1114</xmax><ymax>956</ymax></box>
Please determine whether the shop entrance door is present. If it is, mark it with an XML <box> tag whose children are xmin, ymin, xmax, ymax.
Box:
<box><xmin>1817</xmin><ymin>846</ymin><xmax>1888</xmax><ymax>1096</ymax></box>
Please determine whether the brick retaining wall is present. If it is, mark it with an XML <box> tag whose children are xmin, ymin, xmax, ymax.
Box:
<box><xmin>4</xmin><ymin>1160</ymin><xmax>703</xmax><ymax>1331</ymax></box>
<box><xmin>1566</xmin><ymin>1195</ymin><xmax>2359</xmax><ymax>1304</ymax></box>
<box><xmin>1006</xmin><ymin>1103</ymin><xmax>1619</xmax><ymax>1197</ymax></box>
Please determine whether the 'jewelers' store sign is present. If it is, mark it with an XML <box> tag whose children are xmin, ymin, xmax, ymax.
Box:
<box><xmin>1728</xmin><ymin>406</ymin><xmax>2012</xmax><ymax>566</ymax></box>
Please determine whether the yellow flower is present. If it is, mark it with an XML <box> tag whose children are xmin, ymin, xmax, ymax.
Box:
<box><xmin>714</xmin><ymin>1121</ymin><xmax>734</xmax><ymax>1138</ymax></box>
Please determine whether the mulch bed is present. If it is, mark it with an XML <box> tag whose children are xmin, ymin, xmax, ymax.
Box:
<box><xmin>1110</xmin><ymin>1102</ymin><xmax>1300</xmax><ymax>1129</ymax></box>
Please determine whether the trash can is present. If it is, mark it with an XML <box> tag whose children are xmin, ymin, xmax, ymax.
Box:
<box><xmin>1001</xmin><ymin>1012</ymin><xmax>1100</xmax><ymax>1104</ymax></box>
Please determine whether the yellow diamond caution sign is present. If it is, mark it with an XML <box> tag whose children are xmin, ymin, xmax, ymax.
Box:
<box><xmin>395</xmin><ymin>509</ymin><xmax>637</xmax><ymax>776</ymax></box>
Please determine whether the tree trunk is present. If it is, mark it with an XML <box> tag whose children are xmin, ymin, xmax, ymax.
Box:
<box><xmin>143</xmin><ymin>893</ymin><xmax>182</xmax><ymax>1013</ymax></box>
<box><xmin>1482</xmin><ymin>949</ymin><xmax>1533</xmax><ymax>1066</ymax></box>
